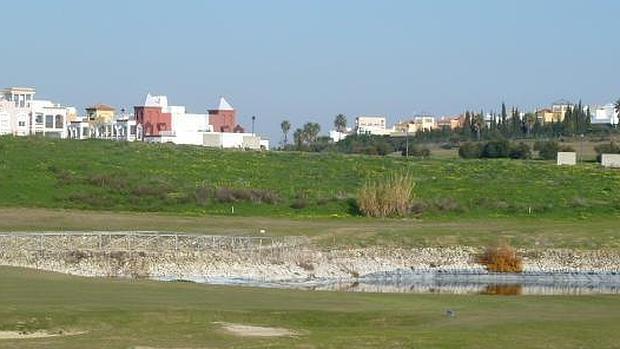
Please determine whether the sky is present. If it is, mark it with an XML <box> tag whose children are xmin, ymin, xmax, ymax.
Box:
<box><xmin>2</xmin><ymin>0</ymin><xmax>619</xmax><ymax>141</ymax></box>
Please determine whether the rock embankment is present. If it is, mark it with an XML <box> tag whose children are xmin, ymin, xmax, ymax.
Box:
<box><xmin>1</xmin><ymin>233</ymin><xmax>619</xmax><ymax>283</ymax></box>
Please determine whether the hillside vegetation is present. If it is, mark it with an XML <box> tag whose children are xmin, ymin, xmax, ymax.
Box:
<box><xmin>1</xmin><ymin>136</ymin><xmax>619</xmax><ymax>219</ymax></box>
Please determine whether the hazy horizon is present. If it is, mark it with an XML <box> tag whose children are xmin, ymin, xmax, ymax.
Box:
<box><xmin>2</xmin><ymin>0</ymin><xmax>619</xmax><ymax>141</ymax></box>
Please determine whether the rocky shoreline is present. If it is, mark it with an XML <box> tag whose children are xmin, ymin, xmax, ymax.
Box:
<box><xmin>2</xmin><ymin>245</ymin><xmax>619</xmax><ymax>284</ymax></box>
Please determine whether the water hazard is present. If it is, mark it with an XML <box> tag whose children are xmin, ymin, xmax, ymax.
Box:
<box><xmin>162</xmin><ymin>269</ymin><xmax>620</xmax><ymax>296</ymax></box>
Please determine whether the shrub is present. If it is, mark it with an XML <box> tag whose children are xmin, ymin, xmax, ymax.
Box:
<box><xmin>357</xmin><ymin>173</ymin><xmax>415</xmax><ymax>217</ymax></box>
<box><xmin>594</xmin><ymin>142</ymin><xmax>620</xmax><ymax>162</ymax></box>
<box><xmin>508</xmin><ymin>142</ymin><xmax>531</xmax><ymax>159</ymax></box>
<box><xmin>87</xmin><ymin>174</ymin><xmax>129</xmax><ymax>191</ymax></box>
<box><xmin>536</xmin><ymin>141</ymin><xmax>575</xmax><ymax>160</ymax></box>
<box><xmin>401</xmin><ymin>145</ymin><xmax>431</xmax><ymax>158</ymax></box>
<box><xmin>479</xmin><ymin>241</ymin><xmax>523</xmax><ymax>273</ymax></box>
<box><xmin>194</xmin><ymin>185</ymin><xmax>212</xmax><ymax>206</ymax></box>
<box><xmin>215</xmin><ymin>187</ymin><xmax>280</xmax><ymax>204</ymax></box>
<box><xmin>458</xmin><ymin>142</ymin><xmax>482</xmax><ymax>159</ymax></box>
<box><xmin>481</xmin><ymin>139</ymin><xmax>510</xmax><ymax>158</ymax></box>
<box><xmin>291</xmin><ymin>193</ymin><xmax>308</xmax><ymax>209</ymax></box>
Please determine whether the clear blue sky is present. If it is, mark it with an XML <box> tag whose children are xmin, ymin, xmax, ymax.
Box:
<box><xmin>2</xmin><ymin>0</ymin><xmax>619</xmax><ymax>140</ymax></box>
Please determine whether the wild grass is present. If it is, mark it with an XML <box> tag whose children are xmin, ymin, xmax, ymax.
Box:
<box><xmin>357</xmin><ymin>173</ymin><xmax>415</xmax><ymax>217</ymax></box>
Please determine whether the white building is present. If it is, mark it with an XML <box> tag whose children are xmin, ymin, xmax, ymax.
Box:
<box><xmin>0</xmin><ymin>87</ymin><xmax>71</xmax><ymax>138</ymax></box>
<box><xmin>329</xmin><ymin>128</ymin><xmax>352</xmax><ymax>143</ymax></box>
<box><xmin>141</xmin><ymin>93</ymin><xmax>269</xmax><ymax>150</ymax></box>
<box><xmin>355</xmin><ymin>116</ymin><xmax>391</xmax><ymax>135</ymax></box>
<box><xmin>590</xmin><ymin>103</ymin><xmax>619</xmax><ymax>126</ymax></box>
<box><xmin>67</xmin><ymin>112</ymin><xmax>140</xmax><ymax>141</ymax></box>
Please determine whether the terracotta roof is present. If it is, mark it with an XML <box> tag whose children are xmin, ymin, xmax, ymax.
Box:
<box><xmin>86</xmin><ymin>103</ymin><xmax>116</xmax><ymax>111</ymax></box>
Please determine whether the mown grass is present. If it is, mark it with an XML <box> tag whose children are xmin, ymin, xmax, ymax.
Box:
<box><xmin>1</xmin><ymin>267</ymin><xmax>620</xmax><ymax>349</ymax></box>
<box><xmin>1</xmin><ymin>136</ymin><xmax>620</xmax><ymax>219</ymax></box>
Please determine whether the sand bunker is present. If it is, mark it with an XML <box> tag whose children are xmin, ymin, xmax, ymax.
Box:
<box><xmin>0</xmin><ymin>330</ymin><xmax>85</xmax><ymax>340</ymax></box>
<box><xmin>216</xmin><ymin>322</ymin><xmax>297</xmax><ymax>337</ymax></box>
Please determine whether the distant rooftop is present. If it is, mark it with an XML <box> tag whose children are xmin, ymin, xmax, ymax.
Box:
<box><xmin>86</xmin><ymin>103</ymin><xmax>115</xmax><ymax>111</ymax></box>
<box><xmin>216</xmin><ymin>96</ymin><xmax>234</xmax><ymax>111</ymax></box>
<box><xmin>552</xmin><ymin>99</ymin><xmax>573</xmax><ymax>106</ymax></box>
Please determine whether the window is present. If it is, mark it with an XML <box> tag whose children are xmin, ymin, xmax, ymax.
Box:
<box><xmin>55</xmin><ymin>115</ymin><xmax>63</xmax><ymax>129</ymax></box>
<box><xmin>35</xmin><ymin>114</ymin><xmax>43</xmax><ymax>125</ymax></box>
<box><xmin>45</xmin><ymin>115</ymin><xmax>54</xmax><ymax>128</ymax></box>
<box><xmin>130</xmin><ymin>125</ymin><xmax>136</xmax><ymax>135</ymax></box>
<box><xmin>18</xmin><ymin>121</ymin><xmax>26</xmax><ymax>127</ymax></box>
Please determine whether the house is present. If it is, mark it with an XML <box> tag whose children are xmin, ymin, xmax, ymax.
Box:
<box><xmin>86</xmin><ymin>103</ymin><xmax>116</xmax><ymax>126</ymax></box>
<box><xmin>436</xmin><ymin>115</ymin><xmax>463</xmax><ymax>129</ymax></box>
<box><xmin>67</xmin><ymin>109</ymin><xmax>140</xmax><ymax>141</ymax></box>
<box><xmin>535</xmin><ymin>108</ymin><xmax>555</xmax><ymax>123</ymax></box>
<box><xmin>355</xmin><ymin>116</ymin><xmax>391</xmax><ymax>135</ymax></box>
<box><xmin>135</xmin><ymin>93</ymin><xmax>267</xmax><ymax>150</ymax></box>
<box><xmin>551</xmin><ymin>99</ymin><xmax>573</xmax><ymax>123</ymax></box>
<box><xmin>0</xmin><ymin>87</ymin><xmax>71</xmax><ymax>138</ymax></box>
<box><xmin>394</xmin><ymin>115</ymin><xmax>436</xmax><ymax>134</ymax></box>
<box><xmin>590</xmin><ymin>103</ymin><xmax>619</xmax><ymax>126</ymax></box>
<box><xmin>208</xmin><ymin>97</ymin><xmax>244</xmax><ymax>133</ymax></box>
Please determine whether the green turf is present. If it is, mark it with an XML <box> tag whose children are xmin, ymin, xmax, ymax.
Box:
<box><xmin>1</xmin><ymin>208</ymin><xmax>620</xmax><ymax>250</ymax></box>
<box><xmin>1</xmin><ymin>136</ymin><xmax>619</xmax><ymax>220</ymax></box>
<box><xmin>0</xmin><ymin>267</ymin><xmax>619</xmax><ymax>349</ymax></box>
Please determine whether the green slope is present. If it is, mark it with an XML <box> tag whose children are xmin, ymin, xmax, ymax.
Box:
<box><xmin>1</xmin><ymin>136</ymin><xmax>619</xmax><ymax>219</ymax></box>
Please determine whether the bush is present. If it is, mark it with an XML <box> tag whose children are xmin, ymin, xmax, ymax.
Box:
<box><xmin>291</xmin><ymin>192</ymin><xmax>309</xmax><ymax>209</ymax></box>
<box><xmin>401</xmin><ymin>144</ymin><xmax>431</xmax><ymax>158</ymax></box>
<box><xmin>594</xmin><ymin>142</ymin><xmax>620</xmax><ymax>162</ymax></box>
<box><xmin>535</xmin><ymin>141</ymin><xmax>574</xmax><ymax>160</ymax></box>
<box><xmin>479</xmin><ymin>241</ymin><xmax>523</xmax><ymax>273</ymax></box>
<box><xmin>357</xmin><ymin>173</ymin><xmax>415</xmax><ymax>217</ymax></box>
<box><xmin>458</xmin><ymin>142</ymin><xmax>482</xmax><ymax>159</ymax></box>
<box><xmin>215</xmin><ymin>187</ymin><xmax>280</xmax><ymax>204</ymax></box>
<box><xmin>481</xmin><ymin>139</ymin><xmax>510</xmax><ymax>158</ymax></box>
<box><xmin>508</xmin><ymin>142</ymin><xmax>531</xmax><ymax>159</ymax></box>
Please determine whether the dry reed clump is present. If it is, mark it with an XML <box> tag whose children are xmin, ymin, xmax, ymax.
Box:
<box><xmin>357</xmin><ymin>173</ymin><xmax>415</xmax><ymax>218</ymax></box>
<box><xmin>479</xmin><ymin>242</ymin><xmax>523</xmax><ymax>273</ymax></box>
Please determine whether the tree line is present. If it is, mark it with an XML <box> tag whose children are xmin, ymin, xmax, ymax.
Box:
<box><xmin>277</xmin><ymin>99</ymin><xmax>620</xmax><ymax>155</ymax></box>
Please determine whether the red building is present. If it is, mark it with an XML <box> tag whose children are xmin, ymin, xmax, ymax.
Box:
<box><xmin>208</xmin><ymin>97</ymin><xmax>244</xmax><ymax>133</ymax></box>
<box><xmin>134</xmin><ymin>106</ymin><xmax>172</xmax><ymax>137</ymax></box>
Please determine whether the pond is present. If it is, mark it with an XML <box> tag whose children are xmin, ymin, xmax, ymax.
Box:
<box><xmin>161</xmin><ymin>269</ymin><xmax>620</xmax><ymax>296</ymax></box>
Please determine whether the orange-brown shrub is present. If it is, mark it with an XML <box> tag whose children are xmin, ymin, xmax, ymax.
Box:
<box><xmin>479</xmin><ymin>242</ymin><xmax>523</xmax><ymax>273</ymax></box>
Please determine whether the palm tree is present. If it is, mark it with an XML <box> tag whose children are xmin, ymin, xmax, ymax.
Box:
<box><xmin>615</xmin><ymin>99</ymin><xmax>620</xmax><ymax>128</ymax></box>
<box><xmin>334</xmin><ymin>114</ymin><xmax>347</xmax><ymax>132</ymax></box>
<box><xmin>303</xmin><ymin>122</ymin><xmax>321</xmax><ymax>143</ymax></box>
<box><xmin>280</xmin><ymin>120</ymin><xmax>291</xmax><ymax>145</ymax></box>
<box><xmin>293</xmin><ymin>128</ymin><xmax>305</xmax><ymax>149</ymax></box>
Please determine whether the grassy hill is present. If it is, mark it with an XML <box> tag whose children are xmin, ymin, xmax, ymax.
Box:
<box><xmin>1</xmin><ymin>136</ymin><xmax>619</xmax><ymax>219</ymax></box>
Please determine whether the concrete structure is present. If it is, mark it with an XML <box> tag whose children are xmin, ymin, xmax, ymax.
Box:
<box><xmin>601</xmin><ymin>154</ymin><xmax>620</xmax><ymax>168</ymax></box>
<box><xmin>557</xmin><ymin>152</ymin><xmax>577</xmax><ymax>166</ymax></box>
<box><xmin>0</xmin><ymin>87</ymin><xmax>71</xmax><ymax>138</ymax></box>
<box><xmin>355</xmin><ymin>116</ymin><xmax>391</xmax><ymax>135</ymax></box>
<box><xmin>590</xmin><ymin>103</ymin><xmax>619</xmax><ymax>126</ymax></box>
